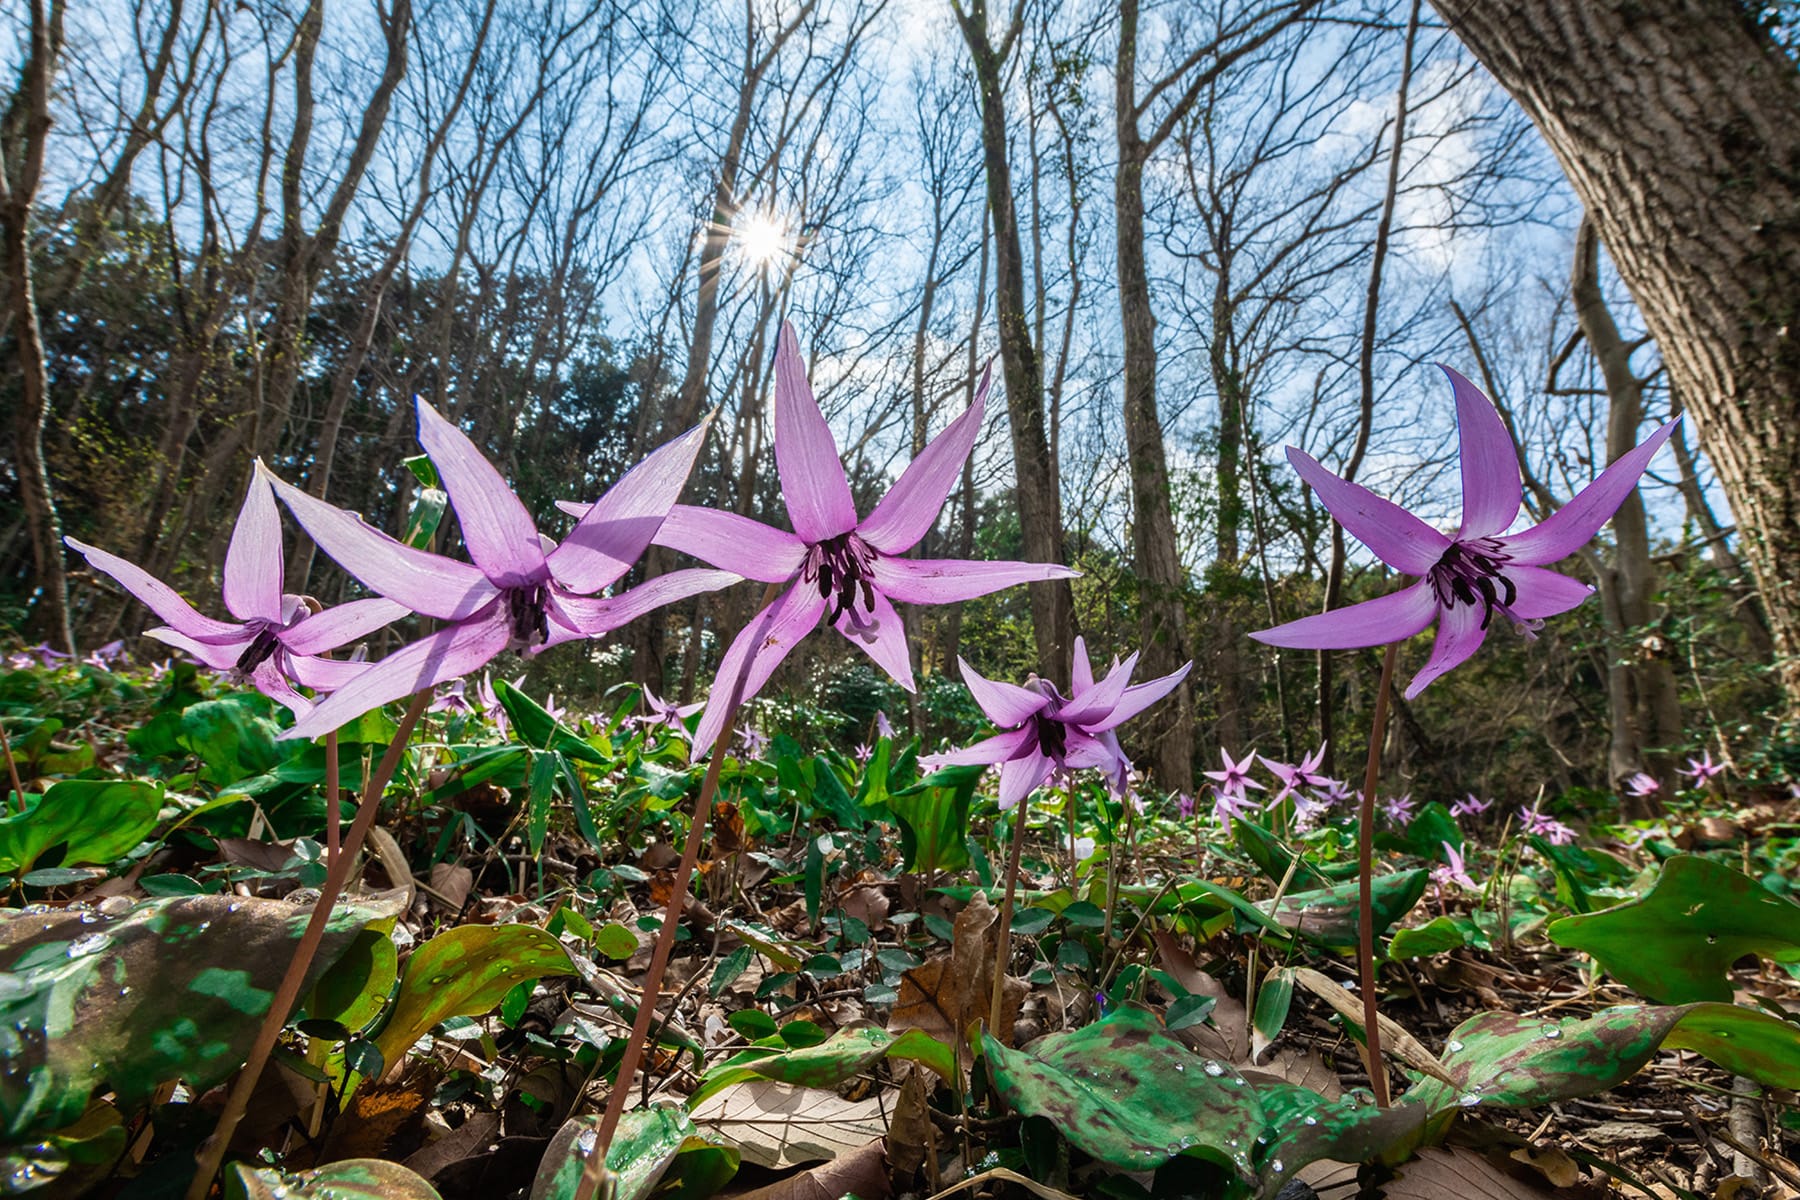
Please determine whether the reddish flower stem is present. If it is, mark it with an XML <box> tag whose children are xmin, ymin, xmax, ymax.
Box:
<box><xmin>0</xmin><ymin>718</ymin><xmax>24</xmax><ymax>815</ymax></box>
<box><xmin>186</xmin><ymin>690</ymin><xmax>431</xmax><ymax>1200</ymax></box>
<box><xmin>1357</xmin><ymin>641</ymin><xmax>1398</xmax><ymax>1106</ymax></box>
<box><xmin>989</xmin><ymin>791</ymin><xmax>1029</xmax><ymax>1038</ymax></box>
<box><xmin>324</xmin><ymin>730</ymin><xmax>341</xmax><ymax>864</ymax></box>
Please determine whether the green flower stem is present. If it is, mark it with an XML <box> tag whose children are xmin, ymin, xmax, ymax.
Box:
<box><xmin>1356</xmin><ymin>641</ymin><xmax>1398</xmax><ymax>1106</ymax></box>
<box><xmin>187</xmin><ymin>689</ymin><xmax>432</xmax><ymax>1200</ymax></box>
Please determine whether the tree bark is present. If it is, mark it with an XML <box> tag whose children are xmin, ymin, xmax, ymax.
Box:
<box><xmin>953</xmin><ymin>0</ymin><xmax>1074</xmax><ymax>682</ymax></box>
<box><xmin>1434</xmin><ymin>0</ymin><xmax>1800</xmax><ymax>713</ymax></box>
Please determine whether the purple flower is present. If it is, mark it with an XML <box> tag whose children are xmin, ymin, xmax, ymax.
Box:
<box><xmin>1262</xmin><ymin>743</ymin><xmax>1330</xmax><ymax>804</ymax></box>
<box><xmin>609</xmin><ymin>324</ymin><xmax>1077</xmax><ymax>757</ymax></box>
<box><xmin>1519</xmin><ymin>802</ymin><xmax>1576</xmax><ymax>846</ymax></box>
<box><xmin>1380</xmin><ymin>793</ymin><xmax>1416</xmax><ymax>825</ymax></box>
<box><xmin>1212</xmin><ymin>786</ymin><xmax>1261</xmax><ymax>825</ymax></box>
<box><xmin>853</xmin><ymin>742</ymin><xmax>874</xmax><ymax>764</ymax></box>
<box><xmin>919</xmin><ymin>637</ymin><xmax>1189</xmax><ymax>810</ymax></box>
<box><xmin>82</xmin><ymin>640</ymin><xmax>126</xmax><ymax>671</ymax></box>
<box><xmin>1250</xmin><ymin>368</ymin><xmax>1678</xmax><ymax>698</ymax></box>
<box><xmin>1431</xmin><ymin>842</ymin><xmax>1477</xmax><ymax>892</ymax></box>
<box><xmin>1680</xmin><ymin>750</ymin><xmax>1726</xmax><ymax>787</ymax></box>
<box><xmin>1203</xmin><ymin>748</ymin><xmax>1264</xmax><ymax>804</ymax></box>
<box><xmin>1313</xmin><ymin>777</ymin><xmax>1354</xmax><ymax>807</ymax></box>
<box><xmin>476</xmin><ymin>673</ymin><xmax>518</xmax><ymax>739</ymax></box>
<box><xmin>736</xmin><ymin>726</ymin><xmax>769</xmax><ymax>759</ymax></box>
<box><xmin>267</xmin><ymin>400</ymin><xmax>736</xmax><ymax>740</ymax></box>
<box><xmin>1292</xmin><ymin>793</ymin><xmax>1332</xmax><ymax>830</ymax></box>
<box><xmin>148</xmin><ymin>658</ymin><xmax>171</xmax><ymax>681</ymax></box>
<box><xmin>66</xmin><ymin>475</ymin><xmax>407</xmax><ymax>717</ymax></box>
<box><xmin>874</xmin><ymin>710</ymin><xmax>896</xmax><ymax>740</ymax></box>
<box><xmin>1624</xmin><ymin>772</ymin><xmax>1661</xmax><ymax>799</ymax></box>
<box><xmin>431</xmin><ymin>679</ymin><xmax>472</xmax><ymax>714</ymax></box>
<box><xmin>29</xmin><ymin>643</ymin><xmax>70</xmax><ymax>667</ymax></box>
<box><xmin>1175</xmin><ymin>791</ymin><xmax>1196</xmax><ymax>819</ymax></box>
<box><xmin>639</xmin><ymin>684</ymin><xmax>702</xmax><ymax>735</ymax></box>
<box><xmin>1450</xmin><ymin>792</ymin><xmax>1493</xmax><ymax>819</ymax></box>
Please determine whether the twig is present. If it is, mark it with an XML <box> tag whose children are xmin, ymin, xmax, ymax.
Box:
<box><xmin>186</xmin><ymin>689</ymin><xmax>431</xmax><ymax>1200</ymax></box>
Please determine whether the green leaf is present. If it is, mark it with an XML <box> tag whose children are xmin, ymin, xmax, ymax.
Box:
<box><xmin>592</xmin><ymin>921</ymin><xmax>638</xmax><ymax>961</ymax></box>
<box><xmin>1389</xmin><ymin>915</ymin><xmax>1483</xmax><ymax>960</ymax></box>
<box><xmin>1252</xmin><ymin>1084</ymin><xmax>1428</xmax><ymax>1186</ymax></box>
<box><xmin>308</xmin><ymin>927</ymin><xmax>400</xmax><ymax>1034</ymax></box>
<box><xmin>0</xmin><ymin>1101</ymin><xmax>127</xmax><ymax>1198</ymax></box>
<box><xmin>178</xmin><ymin>697</ymin><xmax>284</xmax><ymax>786</ymax></box>
<box><xmin>1407</xmin><ymin>1002</ymin><xmax>1800</xmax><ymax>1116</ymax></box>
<box><xmin>1252</xmin><ymin>968</ymin><xmax>1295</xmax><ymax>1053</ymax></box>
<box><xmin>371</xmin><ymin>924</ymin><xmax>574</xmax><ymax>1076</ymax></box>
<box><xmin>495</xmin><ymin>680</ymin><xmax>608</xmax><ymax>765</ymax></box>
<box><xmin>230</xmin><ymin>1157</ymin><xmax>443</xmax><ymax>1199</ymax></box>
<box><xmin>885</xmin><ymin>765</ymin><xmax>983</xmax><ymax>873</ymax></box>
<box><xmin>687</xmin><ymin>1026</ymin><xmax>955</xmax><ymax>1109</ymax></box>
<box><xmin>1374</xmin><ymin>802</ymin><xmax>1462</xmax><ymax>861</ymax></box>
<box><xmin>0</xmin><ymin>779</ymin><xmax>163</xmax><ymax>875</ymax></box>
<box><xmin>1548</xmin><ymin>855</ymin><xmax>1800</xmax><ymax>1003</ymax></box>
<box><xmin>1231</xmin><ymin>819</ymin><xmax>1330</xmax><ymax>889</ymax></box>
<box><xmin>530</xmin><ymin>1108</ymin><xmax>739</xmax><ymax>1200</ymax></box>
<box><xmin>0</xmin><ymin>891</ymin><xmax>406</xmax><ymax>1138</ymax></box>
<box><xmin>1264</xmin><ymin>870</ymin><xmax>1429</xmax><ymax>951</ymax></box>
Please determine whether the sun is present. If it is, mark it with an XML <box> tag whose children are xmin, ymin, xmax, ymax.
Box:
<box><xmin>733</xmin><ymin>208</ymin><xmax>793</xmax><ymax>268</ymax></box>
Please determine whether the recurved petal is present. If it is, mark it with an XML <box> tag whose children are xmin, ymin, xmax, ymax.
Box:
<box><xmin>1071</xmin><ymin>634</ymin><xmax>1095</xmax><ymax>693</ymax></box>
<box><xmin>651</xmin><ymin>505</ymin><xmax>807</xmax><ymax>582</ymax></box>
<box><xmin>222</xmin><ymin>470</ymin><xmax>286</xmax><ymax>624</ymax></box>
<box><xmin>283</xmin><ymin>651</ymin><xmax>371</xmax><ymax>693</ymax></box>
<box><xmin>856</xmin><ymin>368</ymin><xmax>989</xmax><ymax>554</ymax></box>
<box><xmin>1058</xmin><ymin>651</ymin><xmax>1139</xmax><ymax>727</ymax></box>
<box><xmin>772</xmin><ymin>323</ymin><xmax>859</xmax><ymax>542</ymax></box>
<box><xmin>920</xmin><ymin>726</ymin><xmax>1034</xmax><ymax>769</ymax></box>
<box><xmin>1402</xmin><ymin>598</ymin><xmax>1489</xmax><ymax>700</ymax></box>
<box><xmin>1085</xmin><ymin>660</ymin><xmax>1193</xmax><ymax>733</ymax></box>
<box><xmin>1504</xmin><ymin>564</ymin><xmax>1596</xmax><ymax>619</ymax></box>
<box><xmin>957</xmin><ymin>656</ymin><xmax>1052</xmax><ymax>728</ymax></box>
<box><xmin>415</xmin><ymin>397</ymin><xmax>547</xmax><ymax>587</ymax></box>
<box><xmin>280</xmin><ymin>596</ymin><xmax>410</xmax><ymax>655</ymax></box>
<box><xmin>834</xmin><ymin>589</ymin><xmax>915</xmax><ymax>691</ymax></box>
<box><xmin>66</xmin><ymin>537</ymin><xmax>242</xmax><ymax>641</ymax></box>
<box><xmin>868</xmin><ymin>555</ymin><xmax>1079</xmax><ymax>605</ymax></box>
<box><xmin>249</xmin><ymin>658</ymin><xmax>314</xmax><ymax>719</ymax></box>
<box><xmin>1249</xmin><ymin>581</ymin><xmax>1440</xmax><ymax>650</ymax></box>
<box><xmin>1288</xmin><ymin>448</ymin><xmax>1452</xmax><ymax>575</ymax></box>
<box><xmin>1496</xmin><ymin>417</ymin><xmax>1679</xmax><ymax>565</ymax></box>
<box><xmin>283</xmin><ymin>611</ymin><xmax>514</xmax><ymax>741</ymax></box>
<box><xmin>688</xmin><ymin>584</ymin><xmax>829</xmax><ymax>760</ymax></box>
<box><xmin>1444</xmin><ymin>366</ymin><xmax>1524</xmax><ymax>541</ymax></box>
<box><xmin>547</xmin><ymin>421</ymin><xmax>710</xmax><ymax>594</ymax></box>
<box><xmin>265</xmin><ymin>468</ymin><xmax>499</xmax><ymax>621</ymax></box>
<box><xmin>550</xmin><ymin>568</ymin><xmax>742</xmax><ymax>639</ymax></box>
<box><xmin>144</xmin><ymin>626</ymin><xmax>249</xmax><ymax>672</ymax></box>
<box><xmin>997</xmin><ymin>750</ymin><xmax>1052</xmax><ymax>811</ymax></box>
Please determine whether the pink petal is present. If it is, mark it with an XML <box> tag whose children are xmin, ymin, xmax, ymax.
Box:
<box><xmin>957</xmin><ymin>656</ymin><xmax>1052</xmax><ymax>728</ymax></box>
<box><xmin>66</xmin><ymin>537</ymin><xmax>242</xmax><ymax>640</ymax></box>
<box><xmin>1071</xmin><ymin>635</ymin><xmax>1096</xmax><ymax>693</ymax></box>
<box><xmin>1250</xmin><ymin>581</ymin><xmax>1440</xmax><ymax>650</ymax></box>
<box><xmin>922</xmin><ymin>727</ymin><xmax>1034</xmax><ymax>769</ymax></box>
<box><xmin>280</xmin><ymin>597</ymin><xmax>410</xmax><ymax>655</ymax></box>
<box><xmin>250</xmin><ymin>658</ymin><xmax>313</xmax><ymax>718</ymax></box>
<box><xmin>1402</xmin><ymin>599</ymin><xmax>1489</xmax><ymax>699</ymax></box>
<box><xmin>772</xmin><ymin>323</ymin><xmax>858</xmax><ymax>542</ymax></box>
<box><xmin>265</xmin><ymin>468</ymin><xmax>500</xmax><ymax>621</ymax></box>
<box><xmin>1288</xmin><ymin>448</ymin><xmax>1451</xmax><ymax>575</ymax></box>
<box><xmin>1505</xmin><ymin>565</ymin><xmax>1595</xmax><ymax>619</ymax></box>
<box><xmin>1086</xmin><ymin>660</ymin><xmax>1193</xmax><ymax>733</ymax></box>
<box><xmin>651</xmin><ymin>505</ymin><xmax>807</xmax><ymax>582</ymax></box>
<box><xmin>997</xmin><ymin>750</ymin><xmax>1052</xmax><ymax>811</ymax></box>
<box><xmin>145</xmin><ymin>627</ymin><xmax>248</xmax><ymax>672</ymax></box>
<box><xmin>222</xmin><ymin>471</ymin><xmax>285</xmax><ymax>624</ymax></box>
<box><xmin>1444</xmin><ymin>366</ymin><xmax>1523</xmax><ymax>540</ymax></box>
<box><xmin>1497</xmin><ymin>418</ymin><xmax>1679</xmax><ymax>565</ymax></box>
<box><xmin>1059</xmin><ymin>651</ymin><xmax>1139</xmax><ymax>726</ymax></box>
<box><xmin>834</xmin><ymin>589</ymin><xmax>914</xmax><ymax>691</ymax></box>
<box><xmin>546</xmin><ymin>568</ymin><xmax>741</xmax><ymax>645</ymax></box>
<box><xmin>688</xmin><ymin>584</ymin><xmax>829</xmax><ymax>759</ymax></box>
<box><xmin>283</xmin><ymin>611</ymin><xmax>514</xmax><ymax>741</ymax></box>
<box><xmin>547</xmin><ymin>421</ymin><xmax>710</xmax><ymax>594</ymax></box>
<box><xmin>867</xmin><ymin>555</ymin><xmax>1079</xmax><ymax>605</ymax></box>
<box><xmin>415</xmin><ymin>397</ymin><xmax>547</xmax><ymax>587</ymax></box>
<box><xmin>283</xmin><ymin>652</ymin><xmax>370</xmax><ymax>693</ymax></box>
<box><xmin>856</xmin><ymin>368</ymin><xmax>989</xmax><ymax>554</ymax></box>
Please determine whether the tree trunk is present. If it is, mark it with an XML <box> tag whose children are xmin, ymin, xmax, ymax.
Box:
<box><xmin>953</xmin><ymin>0</ymin><xmax>1074</xmax><ymax>682</ymax></box>
<box><xmin>1114</xmin><ymin>0</ymin><xmax>1194</xmax><ymax>792</ymax></box>
<box><xmin>1434</xmin><ymin>0</ymin><xmax>1800</xmax><ymax>714</ymax></box>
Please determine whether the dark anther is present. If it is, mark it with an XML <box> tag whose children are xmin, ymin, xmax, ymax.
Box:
<box><xmin>1428</xmin><ymin>539</ymin><xmax>1517</xmax><ymax>627</ymax></box>
<box><xmin>234</xmin><ymin>627</ymin><xmax>282</xmax><ymax>675</ymax></box>
<box><xmin>1035</xmin><ymin>711</ymin><xmax>1067</xmax><ymax>761</ymax></box>
<box><xmin>507</xmin><ymin>583</ymin><xmax>550</xmax><ymax>647</ymax></box>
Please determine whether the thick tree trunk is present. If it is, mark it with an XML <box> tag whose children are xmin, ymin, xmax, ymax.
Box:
<box><xmin>1114</xmin><ymin>0</ymin><xmax>1195</xmax><ymax>793</ymax></box>
<box><xmin>1435</xmin><ymin>0</ymin><xmax>1800</xmax><ymax>713</ymax></box>
<box><xmin>954</xmin><ymin>0</ymin><xmax>1074</xmax><ymax>682</ymax></box>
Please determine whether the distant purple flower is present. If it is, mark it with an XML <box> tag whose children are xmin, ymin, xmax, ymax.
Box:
<box><xmin>431</xmin><ymin>679</ymin><xmax>472</xmax><ymax>715</ymax></box>
<box><xmin>1175</xmin><ymin>792</ymin><xmax>1196</xmax><ymax>820</ymax></box>
<box><xmin>1519</xmin><ymin>802</ymin><xmax>1576</xmax><ymax>846</ymax></box>
<box><xmin>476</xmin><ymin>673</ymin><xmax>519</xmax><ymax>739</ymax></box>
<box><xmin>1313</xmin><ymin>777</ymin><xmax>1354</xmax><ymax>807</ymax></box>
<box><xmin>29</xmin><ymin>643</ymin><xmax>70</xmax><ymax>667</ymax></box>
<box><xmin>6</xmin><ymin>652</ymin><xmax>33</xmax><ymax>671</ymax></box>
<box><xmin>1203</xmin><ymin>748</ymin><xmax>1264</xmax><ymax>804</ymax></box>
<box><xmin>639</xmin><ymin>684</ymin><xmax>701</xmax><ymax>735</ymax></box>
<box><xmin>1431</xmin><ymin>842</ymin><xmax>1477</xmax><ymax>892</ymax></box>
<box><xmin>66</xmin><ymin>475</ymin><xmax>407</xmax><ymax>717</ymax></box>
<box><xmin>267</xmin><ymin>400</ymin><xmax>735</xmax><ymax>740</ymax></box>
<box><xmin>602</xmin><ymin>324</ymin><xmax>1077</xmax><ymax>758</ymax></box>
<box><xmin>1450</xmin><ymin>793</ymin><xmax>1493</xmax><ymax>819</ymax></box>
<box><xmin>1251</xmin><ymin>368</ymin><xmax>1678</xmax><ymax>698</ymax></box>
<box><xmin>148</xmin><ymin>659</ymin><xmax>171</xmax><ymax>681</ymax></box>
<box><xmin>1380</xmin><ymin>793</ymin><xmax>1416</xmax><ymax>825</ymax></box>
<box><xmin>1680</xmin><ymin>751</ymin><xmax>1726</xmax><ymax>787</ymax></box>
<box><xmin>1262</xmin><ymin>743</ymin><xmax>1331</xmax><ymax>804</ymax></box>
<box><xmin>919</xmin><ymin>637</ymin><xmax>1190</xmax><ymax>810</ymax></box>
<box><xmin>1072</xmin><ymin>835</ymin><xmax>1097</xmax><ymax>862</ymax></box>
<box><xmin>1292</xmin><ymin>793</ymin><xmax>1332</xmax><ymax>830</ymax></box>
<box><xmin>875</xmin><ymin>710</ymin><xmax>895</xmax><ymax>740</ymax></box>
<box><xmin>1212</xmin><ymin>787</ymin><xmax>1261</xmax><ymax>825</ymax></box>
<box><xmin>737</xmin><ymin>726</ymin><xmax>769</xmax><ymax>759</ymax></box>
<box><xmin>1624</xmin><ymin>772</ymin><xmax>1660</xmax><ymax>799</ymax></box>
<box><xmin>82</xmin><ymin>640</ymin><xmax>126</xmax><ymax>671</ymax></box>
<box><xmin>542</xmin><ymin>693</ymin><xmax>567</xmax><ymax>726</ymax></box>
<box><xmin>853</xmin><ymin>742</ymin><xmax>874</xmax><ymax>764</ymax></box>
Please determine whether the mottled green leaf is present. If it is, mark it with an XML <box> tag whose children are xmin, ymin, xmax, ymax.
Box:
<box><xmin>230</xmin><ymin>1157</ymin><xmax>442</xmax><ymax>1199</ymax></box>
<box><xmin>309</xmin><ymin>927</ymin><xmax>399</xmax><ymax>1034</ymax></box>
<box><xmin>1252</xmin><ymin>1083</ymin><xmax>1428</xmax><ymax>1187</ymax></box>
<box><xmin>0</xmin><ymin>780</ymin><xmax>163</xmax><ymax>875</ymax></box>
<box><xmin>885</xmin><ymin>765</ymin><xmax>982</xmax><ymax>873</ymax></box>
<box><xmin>371</xmin><ymin>924</ymin><xmax>574</xmax><ymax>1077</ymax></box>
<box><xmin>981</xmin><ymin>1005</ymin><xmax>1266</xmax><ymax>1177</ymax></box>
<box><xmin>0</xmin><ymin>1101</ymin><xmax>125</xmax><ymax>1197</ymax></box>
<box><xmin>1389</xmin><ymin>915</ymin><xmax>1481</xmax><ymax>960</ymax></box>
<box><xmin>530</xmin><ymin>1108</ymin><xmax>739</xmax><ymax>1200</ymax></box>
<box><xmin>688</xmin><ymin>1026</ymin><xmax>955</xmax><ymax>1109</ymax></box>
<box><xmin>1407</xmin><ymin>1002</ymin><xmax>1800</xmax><ymax>1116</ymax></box>
<box><xmin>1263</xmin><ymin>870</ymin><xmax>1429</xmax><ymax>951</ymax></box>
<box><xmin>1230</xmin><ymin>820</ymin><xmax>1331</xmax><ymax>889</ymax></box>
<box><xmin>0</xmin><ymin>891</ymin><xmax>406</xmax><ymax>1138</ymax></box>
<box><xmin>1548</xmin><ymin>855</ymin><xmax>1800</xmax><ymax>1003</ymax></box>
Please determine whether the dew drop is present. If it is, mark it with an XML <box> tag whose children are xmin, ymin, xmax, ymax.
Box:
<box><xmin>67</xmin><ymin>932</ymin><xmax>111</xmax><ymax>958</ymax></box>
<box><xmin>1458</xmin><ymin>1092</ymin><xmax>1482</xmax><ymax>1107</ymax></box>
<box><xmin>1272</xmin><ymin>1159</ymin><xmax>1286</xmax><ymax>1174</ymax></box>
<box><xmin>1706</xmin><ymin>934</ymin><xmax>1719</xmax><ymax>945</ymax></box>
<box><xmin>1173</xmin><ymin>1063</ymin><xmax>1185</xmax><ymax>1072</ymax></box>
<box><xmin>1166</xmin><ymin>1143</ymin><xmax>1180</xmax><ymax>1155</ymax></box>
<box><xmin>1541</xmin><ymin>1025</ymin><xmax>1562</xmax><ymax>1039</ymax></box>
<box><xmin>1445</xmin><ymin>1039</ymin><xmax>1464</xmax><ymax>1053</ymax></box>
<box><xmin>1303</xmin><ymin>1115</ymin><xmax>1318</xmax><ymax>1126</ymax></box>
<box><xmin>1202</xmin><ymin>1060</ymin><xmax>1225</xmax><ymax>1077</ymax></box>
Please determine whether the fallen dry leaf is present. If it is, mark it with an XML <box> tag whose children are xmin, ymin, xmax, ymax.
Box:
<box><xmin>716</xmin><ymin>1136</ymin><xmax>892</xmax><ymax>1200</ymax></box>
<box><xmin>690</xmin><ymin>1080</ymin><xmax>889</xmax><ymax>1169</ymax></box>
<box><xmin>892</xmin><ymin>892</ymin><xmax>1024</xmax><ymax>1066</ymax></box>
